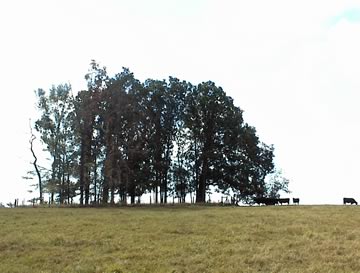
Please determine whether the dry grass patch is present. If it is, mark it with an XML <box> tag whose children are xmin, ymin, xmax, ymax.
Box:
<box><xmin>1</xmin><ymin>205</ymin><xmax>360</xmax><ymax>272</ymax></box>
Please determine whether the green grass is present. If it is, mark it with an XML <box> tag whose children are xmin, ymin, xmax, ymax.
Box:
<box><xmin>1</xmin><ymin>205</ymin><xmax>360</xmax><ymax>272</ymax></box>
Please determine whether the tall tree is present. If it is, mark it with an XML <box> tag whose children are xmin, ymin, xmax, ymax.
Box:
<box><xmin>123</xmin><ymin>72</ymin><xmax>151</xmax><ymax>204</ymax></box>
<box><xmin>35</xmin><ymin>84</ymin><xmax>76</xmax><ymax>204</ymax></box>
<box><xmin>75</xmin><ymin>60</ymin><xmax>108</xmax><ymax>205</ymax></box>
<box><xmin>144</xmin><ymin>79</ymin><xmax>179</xmax><ymax>203</ymax></box>
<box><xmin>218</xmin><ymin>123</ymin><xmax>275</xmax><ymax>203</ymax></box>
<box><xmin>185</xmin><ymin>82</ymin><xmax>275</xmax><ymax>203</ymax></box>
<box><xmin>168</xmin><ymin>78</ymin><xmax>192</xmax><ymax>202</ymax></box>
<box><xmin>184</xmin><ymin>82</ymin><xmax>229</xmax><ymax>202</ymax></box>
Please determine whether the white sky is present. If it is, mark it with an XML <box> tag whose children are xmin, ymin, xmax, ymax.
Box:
<box><xmin>1</xmin><ymin>0</ymin><xmax>360</xmax><ymax>205</ymax></box>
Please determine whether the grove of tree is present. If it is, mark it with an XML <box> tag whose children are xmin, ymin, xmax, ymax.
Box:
<box><xmin>30</xmin><ymin>61</ymin><xmax>289</xmax><ymax>205</ymax></box>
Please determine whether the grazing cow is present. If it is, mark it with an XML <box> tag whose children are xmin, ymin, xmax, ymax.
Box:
<box><xmin>343</xmin><ymin>197</ymin><xmax>358</xmax><ymax>205</ymax></box>
<box><xmin>277</xmin><ymin>198</ymin><xmax>290</xmax><ymax>205</ymax></box>
<box><xmin>292</xmin><ymin>198</ymin><xmax>300</xmax><ymax>205</ymax></box>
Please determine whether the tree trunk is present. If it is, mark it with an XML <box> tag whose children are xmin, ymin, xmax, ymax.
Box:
<box><xmin>102</xmin><ymin>177</ymin><xmax>109</xmax><ymax>204</ymax></box>
<box><xmin>196</xmin><ymin>172</ymin><xmax>206</xmax><ymax>203</ymax></box>
<box><xmin>93</xmin><ymin>156</ymin><xmax>97</xmax><ymax>205</ymax></box>
<box><xmin>29</xmin><ymin>133</ymin><xmax>43</xmax><ymax>204</ymax></box>
<box><xmin>196</xmin><ymin>148</ymin><xmax>210</xmax><ymax>203</ymax></box>
<box><xmin>61</xmin><ymin>163</ymin><xmax>65</xmax><ymax>204</ymax></box>
<box><xmin>162</xmin><ymin>174</ymin><xmax>168</xmax><ymax>204</ymax></box>
<box><xmin>155</xmin><ymin>186</ymin><xmax>159</xmax><ymax>204</ymax></box>
<box><xmin>130</xmin><ymin>193</ymin><xmax>136</xmax><ymax>204</ymax></box>
<box><xmin>67</xmin><ymin>169</ymin><xmax>70</xmax><ymax>205</ymax></box>
<box><xmin>196</xmin><ymin>119</ymin><xmax>214</xmax><ymax>203</ymax></box>
<box><xmin>110</xmin><ymin>185</ymin><xmax>115</xmax><ymax>204</ymax></box>
<box><xmin>84</xmin><ymin>143</ymin><xmax>91</xmax><ymax>205</ymax></box>
<box><xmin>79</xmin><ymin>138</ymin><xmax>85</xmax><ymax>205</ymax></box>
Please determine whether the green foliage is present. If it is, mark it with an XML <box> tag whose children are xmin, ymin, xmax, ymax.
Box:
<box><xmin>265</xmin><ymin>169</ymin><xmax>291</xmax><ymax>199</ymax></box>
<box><xmin>184</xmin><ymin>82</ymin><xmax>275</xmax><ymax>202</ymax></box>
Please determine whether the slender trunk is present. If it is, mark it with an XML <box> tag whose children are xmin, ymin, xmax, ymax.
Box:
<box><xmin>110</xmin><ymin>184</ymin><xmax>115</xmax><ymax>204</ymax></box>
<box><xmin>155</xmin><ymin>186</ymin><xmax>159</xmax><ymax>204</ymax></box>
<box><xmin>102</xmin><ymin>127</ymin><xmax>113</xmax><ymax>204</ymax></box>
<box><xmin>84</xmin><ymin>143</ymin><xmax>91</xmax><ymax>205</ymax></box>
<box><xmin>193</xmin><ymin>137</ymin><xmax>199</xmax><ymax>202</ymax></box>
<box><xmin>162</xmin><ymin>139</ymin><xmax>172</xmax><ymax>204</ymax></box>
<box><xmin>61</xmin><ymin>161</ymin><xmax>65</xmax><ymax>204</ymax></box>
<box><xmin>51</xmin><ymin>161</ymin><xmax>57</xmax><ymax>204</ymax></box>
<box><xmin>154</xmin><ymin>116</ymin><xmax>162</xmax><ymax>204</ymax></box>
<box><xmin>127</xmin><ymin>154</ymin><xmax>135</xmax><ymax>205</ymax></box>
<box><xmin>110</xmin><ymin>156</ymin><xmax>116</xmax><ymax>204</ymax></box>
<box><xmin>162</xmin><ymin>174</ymin><xmax>168</xmax><ymax>204</ymax></box>
<box><xmin>29</xmin><ymin>133</ymin><xmax>43</xmax><ymax>204</ymax></box>
<box><xmin>79</xmin><ymin>138</ymin><xmax>85</xmax><ymax>205</ymax></box>
<box><xmin>93</xmin><ymin>156</ymin><xmax>97</xmax><ymax>205</ymax></box>
<box><xmin>67</xmin><ymin>168</ymin><xmax>70</xmax><ymax>204</ymax></box>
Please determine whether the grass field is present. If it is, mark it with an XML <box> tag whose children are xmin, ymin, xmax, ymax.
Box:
<box><xmin>1</xmin><ymin>205</ymin><xmax>360</xmax><ymax>273</ymax></box>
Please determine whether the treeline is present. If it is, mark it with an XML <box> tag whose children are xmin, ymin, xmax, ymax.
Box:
<box><xmin>29</xmin><ymin>61</ymin><xmax>288</xmax><ymax>205</ymax></box>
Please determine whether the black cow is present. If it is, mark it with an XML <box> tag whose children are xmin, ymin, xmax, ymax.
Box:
<box><xmin>277</xmin><ymin>198</ymin><xmax>290</xmax><ymax>205</ymax></box>
<box><xmin>343</xmin><ymin>197</ymin><xmax>358</xmax><ymax>205</ymax></box>
<box><xmin>292</xmin><ymin>198</ymin><xmax>300</xmax><ymax>205</ymax></box>
<box><xmin>253</xmin><ymin>197</ymin><xmax>264</xmax><ymax>205</ymax></box>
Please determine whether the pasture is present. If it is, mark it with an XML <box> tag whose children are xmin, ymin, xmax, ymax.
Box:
<box><xmin>1</xmin><ymin>205</ymin><xmax>360</xmax><ymax>273</ymax></box>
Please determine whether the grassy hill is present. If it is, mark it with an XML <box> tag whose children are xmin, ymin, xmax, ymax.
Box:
<box><xmin>1</xmin><ymin>205</ymin><xmax>359</xmax><ymax>273</ymax></box>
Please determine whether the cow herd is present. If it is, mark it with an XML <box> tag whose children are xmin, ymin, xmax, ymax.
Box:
<box><xmin>252</xmin><ymin>197</ymin><xmax>359</xmax><ymax>206</ymax></box>
<box><xmin>253</xmin><ymin>197</ymin><xmax>299</xmax><ymax>206</ymax></box>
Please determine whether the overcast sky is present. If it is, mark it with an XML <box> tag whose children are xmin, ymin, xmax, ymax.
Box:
<box><xmin>1</xmin><ymin>0</ymin><xmax>360</xmax><ymax>205</ymax></box>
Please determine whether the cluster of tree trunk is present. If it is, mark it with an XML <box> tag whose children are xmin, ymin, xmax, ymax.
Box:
<box><xmin>32</xmin><ymin>61</ymin><xmax>279</xmax><ymax>205</ymax></box>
